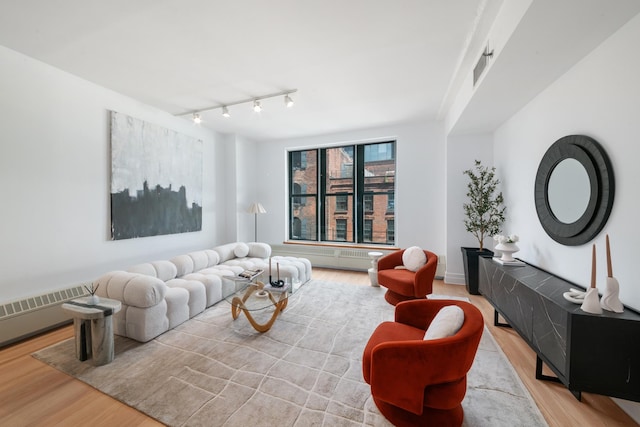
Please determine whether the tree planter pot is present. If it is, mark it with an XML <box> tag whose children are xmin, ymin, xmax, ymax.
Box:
<box><xmin>461</xmin><ymin>247</ymin><xmax>494</xmax><ymax>295</ymax></box>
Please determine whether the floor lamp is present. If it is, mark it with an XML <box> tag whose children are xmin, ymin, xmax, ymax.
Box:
<box><xmin>248</xmin><ymin>202</ymin><xmax>266</xmax><ymax>242</ymax></box>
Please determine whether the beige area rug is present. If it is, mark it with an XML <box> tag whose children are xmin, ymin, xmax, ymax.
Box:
<box><xmin>34</xmin><ymin>281</ymin><xmax>547</xmax><ymax>427</ymax></box>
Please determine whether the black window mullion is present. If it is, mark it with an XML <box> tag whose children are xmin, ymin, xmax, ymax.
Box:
<box><xmin>319</xmin><ymin>148</ymin><xmax>327</xmax><ymax>241</ymax></box>
<box><xmin>289</xmin><ymin>151</ymin><xmax>300</xmax><ymax>239</ymax></box>
<box><xmin>355</xmin><ymin>144</ymin><xmax>365</xmax><ymax>243</ymax></box>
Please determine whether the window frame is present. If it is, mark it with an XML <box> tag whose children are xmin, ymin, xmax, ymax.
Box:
<box><xmin>288</xmin><ymin>141</ymin><xmax>395</xmax><ymax>245</ymax></box>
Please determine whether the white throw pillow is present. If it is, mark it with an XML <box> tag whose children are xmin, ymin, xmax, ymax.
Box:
<box><xmin>402</xmin><ymin>246</ymin><xmax>427</xmax><ymax>272</ymax></box>
<box><xmin>234</xmin><ymin>242</ymin><xmax>250</xmax><ymax>258</ymax></box>
<box><xmin>247</xmin><ymin>242</ymin><xmax>271</xmax><ymax>259</ymax></box>
<box><xmin>424</xmin><ymin>305</ymin><xmax>465</xmax><ymax>340</ymax></box>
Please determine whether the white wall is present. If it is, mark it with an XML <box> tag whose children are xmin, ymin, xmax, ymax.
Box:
<box><xmin>254</xmin><ymin>122</ymin><xmax>448</xmax><ymax>256</ymax></box>
<box><xmin>493</xmin><ymin>12</ymin><xmax>640</xmax><ymax>312</ymax></box>
<box><xmin>493</xmin><ymin>14</ymin><xmax>640</xmax><ymax>420</ymax></box>
<box><xmin>444</xmin><ymin>133</ymin><xmax>495</xmax><ymax>284</ymax></box>
<box><xmin>233</xmin><ymin>135</ymin><xmax>263</xmax><ymax>242</ymax></box>
<box><xmin>0</xmin><ymin>45</ymin><xmax>226</xmax><ymax>303</ymax></box>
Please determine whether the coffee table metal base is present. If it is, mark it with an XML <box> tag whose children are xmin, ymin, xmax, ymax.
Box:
<box><xmin>230</xmin><ymin>286</ymin><xmax>289</xmax><ymax>332</ymax></box>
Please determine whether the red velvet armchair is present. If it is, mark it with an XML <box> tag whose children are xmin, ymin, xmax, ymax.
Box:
<box><xmin>377</xmin><ymin>249</ymin><xmax>438</xmax><ymax>305</ymax></box>
<box><xmin>362</xmin><ymin>299</ymin><xmax>484</xmax><ymax>427</ymax></box>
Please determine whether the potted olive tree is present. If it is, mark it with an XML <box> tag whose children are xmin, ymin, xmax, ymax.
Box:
<box><xmin>461</xmin><ymin>160</ymin><xmax>505</xmax><ymax>294</ymax></box>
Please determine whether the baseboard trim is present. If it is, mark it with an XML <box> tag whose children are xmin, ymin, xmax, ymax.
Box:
<box><xmin>444</xmin><ymin>271</ymin><xmax>465</xmax><ymax>285</ymax></box>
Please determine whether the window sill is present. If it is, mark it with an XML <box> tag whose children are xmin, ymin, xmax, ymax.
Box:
<box><xmin>283</xmin><ymin>241</ymin><xmax>399</xmax><ymax>251</ymax></box>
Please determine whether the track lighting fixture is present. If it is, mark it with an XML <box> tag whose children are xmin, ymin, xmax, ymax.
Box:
<box><xmin>176</xmin><ymin>89</ymin><xmax>297</xmax><ymax>121</ymax></box>
<box><xmin>284</xmin><ymin>94</ymin><xmax>294</xmax><ymax>108</ymax></box>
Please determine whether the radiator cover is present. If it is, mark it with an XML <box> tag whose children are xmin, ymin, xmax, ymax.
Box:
<box><xmin>0</xmin><ymin>285</ymin><xmax>84</xmax><ymax>347</ymax></box>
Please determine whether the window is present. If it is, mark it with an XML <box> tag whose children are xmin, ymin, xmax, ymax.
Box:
<box><xmin>364</xmin><ymin>219</ymin><xmax>373</xmax><ymax>242</ymax></box>
<box><xmin>364</xmin><ymin>194</ymin><xmax>373</xmax><ymax>212</ymax></box>
<box><xmin>291</xmin><ymin>151</ymin><xmax>307</xmax><ymax>170</ymax></box>
<box><xmin>365</xmin><ymin>143</ymin><xmax>394</xmax><ymax>161</ymax></box>
<box><xmin>288</xmin><ymin>141</ymin><xmax>395</xmax><ymax>244</ymax></box>
<box><xmin>292</xmin><ymin>183</ymin><xmax>302</xmax><ymax>207</ymax></box>
<box><xmin>336</xmin><ymin>219</ymin><xmax>347</xmax><ymax>241</ymax></box>
<box><xmin>289</xmin><ymin>150</ymin><xmax>317</xmax><ymax>240</ymax></box>
<box><xmin>292</xmin><ymin>217</ymin><xmax>302</xmax><ymax>238</ymax></box>
<box><xmin>386</xmin><ymin>219</ymin><xmax>395</xmax><ymax>243</ymax></box>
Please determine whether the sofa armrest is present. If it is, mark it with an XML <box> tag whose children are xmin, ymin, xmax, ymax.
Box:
<box><xmin>95</xmin><ymin>271</ymin><xmax>167</xmax><ymax>308</ymax></box>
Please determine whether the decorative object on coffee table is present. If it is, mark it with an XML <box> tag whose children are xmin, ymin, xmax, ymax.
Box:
<box><xmin>581</xmin><ymin>244</ymin><xmax>602</xmax><ymax>314</ymax></box>
<box><xmin>269</xmin><ymin>259</ymin><xmax>284</xmax><ymax>287</ymax></box>
<box><xmin>601</xmin><ymin>234</ymin><xmax>624</xmax><ymax>313</ymax></box>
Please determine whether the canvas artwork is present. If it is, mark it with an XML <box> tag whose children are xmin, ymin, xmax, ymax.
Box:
<box><xmin>110</xmin><ymin>111</ymin><xmax>203</xmax><ymax>240</ymax></box>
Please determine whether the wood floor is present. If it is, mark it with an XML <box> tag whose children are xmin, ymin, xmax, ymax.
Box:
<box><xmin>1</xmin><ymin>268</ymin><xmax>637</xmax><ymax>426</ymax></box>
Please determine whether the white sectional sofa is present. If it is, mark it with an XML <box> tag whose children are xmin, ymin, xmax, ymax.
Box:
<box><xmin>94</xmin><ymin>242</ymin><xmax>312</xmax><ymax>342</ymax></box>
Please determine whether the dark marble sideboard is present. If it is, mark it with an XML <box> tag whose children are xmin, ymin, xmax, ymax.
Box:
<box><xmin>479</xmin><ymin>256</ymin><xmax>640</xmax><ymax>401</ymax></box>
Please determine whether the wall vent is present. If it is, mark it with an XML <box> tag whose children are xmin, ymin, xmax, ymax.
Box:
<box><xmin>473</xmin><ymin>44</ymin><xmax>494</xmax><ymax>86</ymax></box>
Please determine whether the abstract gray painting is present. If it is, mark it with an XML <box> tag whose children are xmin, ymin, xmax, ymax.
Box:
<box><xmin>110</xmin><ymin>111</ymin><xmax>202</xmax><ymax>240</ymax></box>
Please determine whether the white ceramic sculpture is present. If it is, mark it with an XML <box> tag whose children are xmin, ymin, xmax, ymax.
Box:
<box><xmin>494</xmin><ymin>234</ymin><xmax>520</xmax><ymax>262</ymax></box>
<box><xmin>601</xmin><ymin>235</ymin><xmax>624</xmax><ymax>313</ymax></box>
<box><xmin>581</xmin><ymin>244</ymin><xmax>602</xmax><ymax>315</ymax></box>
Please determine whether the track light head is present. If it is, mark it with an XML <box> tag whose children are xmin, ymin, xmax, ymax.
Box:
<box><xmin>284</xmin><ymin>94</ymin><xmax>294</xmax><ymax>108</ymax></box>
<box><xmin>222</xmin><ymin>106</ymin><xmax>230</xmax><ymax>118</ymax></box>
<box><xmin>193</xmin><ymin>113</ymin><xmax>201</xmax><ymax>124</ymax></box>
<box><xmin>253</xmin><ymin>100</ymin><xmax>262</xmax><ymax>113</ymax></box>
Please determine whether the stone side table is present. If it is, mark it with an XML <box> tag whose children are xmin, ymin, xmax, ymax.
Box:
<box><xmin>62</xmin><ymin>296</ymin><xmax>122</xmax><ymax>366</ymax></box>
<box><xmin>368</xmin><ymin>251</ymin><xmax>384</xmax><ymax>287</ymax></box>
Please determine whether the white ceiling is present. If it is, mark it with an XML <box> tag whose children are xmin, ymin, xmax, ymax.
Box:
<box><xmin>0</xmin><ymin>1</ymin><xmax>639</xmax><ymax>141</ymax></box>
<box><xmin>0</xmin><ymin>0</ymin><xmax>493</xmax><ymax>140</ymax></box>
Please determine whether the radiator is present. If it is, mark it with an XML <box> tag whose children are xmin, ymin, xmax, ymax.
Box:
<box><xmin>271</xmin><ymin>244</ymin><xmax>446</xmax><ymax>278</ymax></box>
<box><xmin>0</xmin><ymin>285</ymin><xmax>85</xmax><ymax>347</ymax></box>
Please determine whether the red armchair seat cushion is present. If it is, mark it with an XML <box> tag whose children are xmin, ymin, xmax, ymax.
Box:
<box><xmin>378</xmin><ymin>268</ymin><xmax>417</xmax><ymax>297</ymax></box>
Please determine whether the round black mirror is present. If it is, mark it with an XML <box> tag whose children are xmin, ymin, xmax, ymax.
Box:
<box><xmin>534</xmin><ymin>135</ymin><xmax>614</xmax><ymax>246</ymax></box>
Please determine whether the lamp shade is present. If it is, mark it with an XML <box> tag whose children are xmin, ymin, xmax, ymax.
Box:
<box><xmin>248</xmin><ymin>202</ymin><xmax>266</xmax><ymax>214</ymax></box>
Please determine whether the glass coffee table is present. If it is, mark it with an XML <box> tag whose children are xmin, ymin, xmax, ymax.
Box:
<box><xmin>222</xmin><ymin>275</ymin><xmax>299</xmax><ymax>332</ymax></box>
